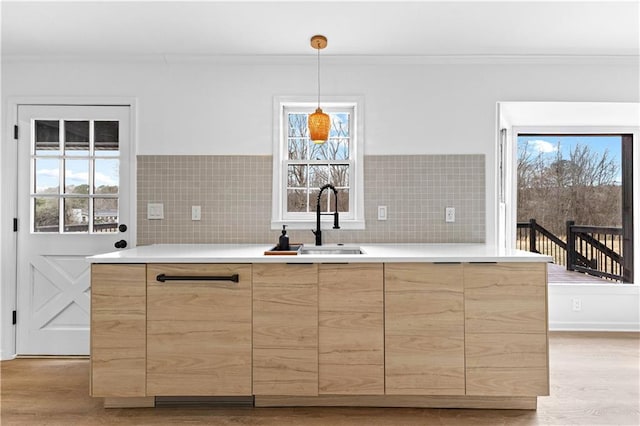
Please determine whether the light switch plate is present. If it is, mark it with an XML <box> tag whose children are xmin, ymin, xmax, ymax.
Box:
<box><xmin>192</xmin><ymin>205</ymin><xmax>201</xmax><ymax>221</ymax></box>
<box><xmin>377</xmin><ymin>205</ymin><xmax>387</xmax><ymax>221</ymax></box>
<box><xmin>147</xmin><ymin>203</ymin><xmax>164</xmax><ymax>220</ymax></box>
<box><xmin>445</xmin><ymin>207</ymin><xmax>455</xmax><ymax>223</ymax></box>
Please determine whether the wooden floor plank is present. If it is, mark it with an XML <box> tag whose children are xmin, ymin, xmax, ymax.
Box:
<box><xmin>1</xmin><ymin>332</ymin><xmax>638</xmax><ymax>425</ymax></box>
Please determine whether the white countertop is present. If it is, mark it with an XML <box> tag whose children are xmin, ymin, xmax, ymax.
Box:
<box><xmin>87</xmin><ymin>243</ymin><xmax>552</xmax><ymax>263</ymax></box>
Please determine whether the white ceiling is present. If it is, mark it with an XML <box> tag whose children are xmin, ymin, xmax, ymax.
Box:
<box><xmin>1</xmin><ymin>1</ymin><xmax>639</xmax><ymax>58</ymax></box>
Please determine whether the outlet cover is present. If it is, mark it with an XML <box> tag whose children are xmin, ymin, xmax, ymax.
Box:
<box><xmin>147</xmin><ymin>203</ymin><xmax>164</xmax><ymax>220</ymax></box>
<box><xmin>192</xmin><ymin>205</ymin><xmax>201</xmax><ymax>221</ymax></box>
<box><xmin>445</xmin><ymin>207</ymin><xmax>455</xmax><ymax>223</ymax></box>
<box><xmin>377</xmin><ymin>206</ymin><xmax>387</xmax><ymax>221</ymax></box>
<box><xmin>572</xmin><ymin>298</ymin><xmax>582</xmax><ymax>312</ymax></box>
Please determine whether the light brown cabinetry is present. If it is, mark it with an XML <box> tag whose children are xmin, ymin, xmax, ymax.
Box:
<box><xmin>90</xmin><ymin>264</ymin><xmax>146</xmax><ymax>397</ymax></box>
<box><xmin>90</xmin><ymin>258</ymin><xmax>549</xmax><ymax>408</ymax></box>
<box><xmin>146</xmin><ymin>264</ymin><xmax>252</xmax><ymax>396</ymax></box>
<box><xmin>464</xmin><ymin>262</ymin><xmax>549</xmax><ymax>396</ymax></box>
<box><xmin>385</xmin><ymin>263</ymin><xmax>465</xmax><ymax>395</ymax></box>
<box><xmin>252</xmin><ymin>263</ymin><xmax>319</xmax><ymax>396</ymax></box>
<box><xmin>318</xmin><ymin>263</ymin><xmax>384</xmax><ymax>395</ymax></box>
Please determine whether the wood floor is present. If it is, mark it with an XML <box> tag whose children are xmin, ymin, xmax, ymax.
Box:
<box><xmin>1</xmin><ymin>332</ymin><xmax>638</xmax><ymax>425</ymax></box>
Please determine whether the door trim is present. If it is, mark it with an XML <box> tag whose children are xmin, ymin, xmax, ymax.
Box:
<box><xmin>1</xmin><ymin>97</ymin><xmax>137</xmax><ymax>360</ymax></box>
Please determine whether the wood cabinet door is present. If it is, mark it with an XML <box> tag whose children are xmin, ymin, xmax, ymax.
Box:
<box><xmin>91</xmin><ymin>264</ymin><xmax>146</xmax><ymax>397</ymax></box>
<box><xmin>319</xmin><ymin>263</ymin><xmax>384</xmax><ymax>395</ymax></box>
<box><xmin>385</xmin><ymin>263</ymin><xmax>465</xmax><ymax>395</ymax></box>
<box><xmin>253</xmin><ymin>263</ymin><xmax>318</xmax><ymax>396</ymax></box>
<box><xmin>146</xmin><ymin>264</ymin><xmax>252</xmax><ymax>396</ymax></box>
<box><xmin>464</xmin><ymin>262</ymin><xmax>549</xmax><ymax>396</ymax></box>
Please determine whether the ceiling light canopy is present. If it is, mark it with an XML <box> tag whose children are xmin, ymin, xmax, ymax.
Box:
<box><xmin>308</xmin><ymin>35</ymin><xmax>330</xmax><ymax>145</ymax></box>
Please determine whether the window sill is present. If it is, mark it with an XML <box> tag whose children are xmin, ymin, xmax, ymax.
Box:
<box><xmin>271</xmin><ymin>220</ymin><xmax>365</xmax><ymax>231</ymax></box>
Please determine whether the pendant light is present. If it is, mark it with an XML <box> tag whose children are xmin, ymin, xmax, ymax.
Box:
<box><xmin>308</xmin><ymin>35</ymin><xmax>330</xmax><ymax>144</ymax></box>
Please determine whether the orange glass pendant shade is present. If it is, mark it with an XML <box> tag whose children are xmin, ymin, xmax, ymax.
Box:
<box><xmin>309</xmin><ymin>107</ymin><xmax>330</xmax><ymax>144</ymax></box>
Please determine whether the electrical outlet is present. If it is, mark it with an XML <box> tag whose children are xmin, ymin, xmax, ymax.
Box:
<box><xmin>572</xmin><ymin>298</ymin><xmax>582</xmax><ymax>312</ymax></box>
<box><xmin>377</xmin><ymin>206</ymin><xmax>387</xmax><ymax>221</ymax></box>
<box><xmin>147</xmin><ymin>203</ymin><xmax>164</xmax><ymax>220</ymax></box>
<box><xmin>445</xmin><ymin>207</ymin><xmax>455</xmax><ymax>223</ymax></box>
<box><xmin>192</xmin><ymin>205</ymin><xmax>201</xmax><ymax>221</ymax></box>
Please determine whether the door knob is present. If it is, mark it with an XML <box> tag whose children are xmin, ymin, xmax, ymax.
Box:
<box><xmin>114</xmin><ymin>240</ymin><xmax>127</xmax><ymax>249</ymax></box>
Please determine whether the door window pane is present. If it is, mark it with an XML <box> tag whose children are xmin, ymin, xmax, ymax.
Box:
<box><xmin>94</xmin><ymin>198</ymin><xmax>118</xmax><ymax>233</ymax></box>
<box><xmin>34</xmin><ymin>158</ymin><xmax>60</xmax><ymax>194</ymax></box>
<box><xmin>64</xmin><ymin>121</ymin><xmax>90</xmax><ymax>156</ymax></box>
<box><xmin>35</xmin><ymin>120</ymin><xmax>60</xmax><ymax>155</ymax></box>
<box><xmin>94</xmin><ymin>121</ymin><xmax>119</xmax><ymax>156</ymax></box>
<box><xmin>64</xmin><ymin>160</ymin><xmax>89</xmax><ymax>194</ymax></box>
<box><xmin>34</xmin><ymin>197</ymin><xmax>59</xmax><ymax>232</ymax></box>
<box><xmin>64</xmin><ymin>198</ymin><xmax>89</xmax><ymax>232</ymax></box>
<box><xmin>94</xmin><ymin>159</ymin><xmax>119</xmax><ymax>194</ymax></box>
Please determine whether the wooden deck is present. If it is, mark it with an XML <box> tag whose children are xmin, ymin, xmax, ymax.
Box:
<box><xmin>547</xmin><ymin>262</ymin><xmax>613</xmax><ymax>284</ymax></box>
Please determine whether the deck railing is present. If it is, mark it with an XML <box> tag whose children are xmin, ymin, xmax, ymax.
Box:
<box><xmin>566</xmin><ymin>221</ymin><xmax>627</xmax><ymax>282</ymax></box>
<box><xmin>517</xmin><ymin>219</ymin><xmax>630</xmax><ymax>283</ymax></box>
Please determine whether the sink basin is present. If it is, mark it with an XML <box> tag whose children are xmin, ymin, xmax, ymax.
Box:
<box><xmin>299</xmin><ymin>246</ymin><xmax>364</xmax><ymax>255</ymax></box>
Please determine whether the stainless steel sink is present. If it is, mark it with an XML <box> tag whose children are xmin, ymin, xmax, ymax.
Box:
<box><xmin>299</xmin><ymin>246</ymin><xmax>363</xmax><ymax>255</ymax></box>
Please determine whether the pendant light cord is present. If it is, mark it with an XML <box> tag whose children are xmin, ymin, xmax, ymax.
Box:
<box><xmin>316</xmin><ymin>43</ymin><xmax>321</xmax><ymax>109</ymax></box>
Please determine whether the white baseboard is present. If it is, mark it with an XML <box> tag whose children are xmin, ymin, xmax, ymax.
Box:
<box><xmin>0</xmin><ymin>350</ymin><xmax>16</xmax><ymax>361</ymax></box>
<box><xmin>549</xmin><ymin>321</ymin><xmax>640</xmax><ymax>332</ymax></box>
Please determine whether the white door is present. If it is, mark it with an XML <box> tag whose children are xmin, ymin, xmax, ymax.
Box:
<box><xmin>16</xmin><ymin>105</ymin><xmax>132</xmax><ymax>355</ymax></box>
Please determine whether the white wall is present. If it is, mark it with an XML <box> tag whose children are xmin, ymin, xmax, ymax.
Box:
<box><xmin>3</xmin><ymin>58</ymin><xmax>637</xmax><ymax>157</ymax></box>
<box><xmin>1</xmin><ymin>57</ymin><xmax>638</xmax><ymax>357</ymax></box>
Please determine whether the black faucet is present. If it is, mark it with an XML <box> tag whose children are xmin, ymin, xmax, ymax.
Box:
<box><xmin>312</xmin><ymin>184</ymin><xmax>340</xmax><ymax>246</ymax></box>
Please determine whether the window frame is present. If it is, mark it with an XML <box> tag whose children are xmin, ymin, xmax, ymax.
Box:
<box><xmin>271</xmin><ymin>96</ymin><xmax>365</xmax><ymax>230</ymax></box>
<box><xmin>30</xmin><ymin>118</ymin><xmax>120</xmax><ymax>234</ymax></box>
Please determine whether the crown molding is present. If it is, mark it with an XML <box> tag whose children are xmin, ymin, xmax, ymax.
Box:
<box><xmin>2</xmin><ymin>54</ymin><xmax>638</xmax><ymax>66</ymax></box>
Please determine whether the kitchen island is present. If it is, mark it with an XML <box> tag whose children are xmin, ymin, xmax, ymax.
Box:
<box><xmin>88</xmin><ymin>244</ymin><xmax>552</xmax><ymax>410</ymax></box>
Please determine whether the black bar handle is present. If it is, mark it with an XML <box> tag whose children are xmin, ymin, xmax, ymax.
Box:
<box><xmin>156</xmin><ymin>274</ymin><xmax>239</xmax><ymax>283</ymax></box>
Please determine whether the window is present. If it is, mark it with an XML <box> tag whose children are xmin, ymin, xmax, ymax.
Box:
<box><xmin>272</xmin><ymin>98</ymin><xmax>364</xmax><ymax>229</ymax></box>
<box><xmin>31</xmin><ymin>119</ymin><xmax>120</xmax><ymax>233</ymax></box>
<box><xmin>515</xmin><ymin>133</ymin><xmax>633</xmax><ymax>283</ymax></box>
